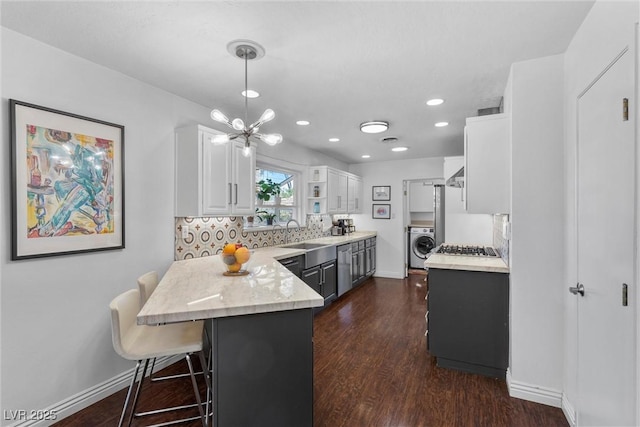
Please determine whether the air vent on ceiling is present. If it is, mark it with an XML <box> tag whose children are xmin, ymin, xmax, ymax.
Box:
<box><xmin>380</xmin><ymin>136</ymin><xmax>398</xmax><ymax>144</ymax></box>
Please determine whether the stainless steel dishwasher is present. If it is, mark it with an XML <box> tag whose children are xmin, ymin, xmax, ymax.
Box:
<box><xmin>337</xmin><ymin>244</ymin><xmax>353</xmax><ymax>297</ymax></box>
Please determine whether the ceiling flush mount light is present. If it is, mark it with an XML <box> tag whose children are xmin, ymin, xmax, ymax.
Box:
<box><xmin>360</xmin><ymin>121</ymin><xmax>389</xmax><ymax>134</ymax></box>
<box><xmin>296</xmin><ymin>120</ymin><xmax>310</xmax><ymax>126</ymax></box>
<box><xmin>435</xmin><ymin>122</ymin><xmax>449</xmax><ymax>127</ymax></box>
<box><xmin>426</xmin><ymin>98</ymin><xmax>445</xmax><ymax>106</ymax></box>
<box><xmin>329</xmin><ymin>138</ymin><xmax>340</xmax><ymax>142</ymax></box>
<box><xmin>391</xmin><ymin>146</ymin><xmax>408</xmax><ymax>152</ymax></box>
<box><xmin>361</xmin><ymin>154</ymin><xmax>371</xmax><ymax>159</ymax></box>
<box><xmin>210</xmin><ymin>40</ymin><xmax>282</xmax><ymax>156</ymax></box>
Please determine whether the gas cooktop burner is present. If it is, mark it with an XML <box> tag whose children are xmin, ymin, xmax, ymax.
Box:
<box><xmin>437</xmin><ymin>244</ymin><xmax>498</xmax><ymax>257</ymax></box>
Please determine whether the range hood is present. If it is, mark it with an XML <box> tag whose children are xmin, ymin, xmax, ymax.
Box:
<box><xmin>446</xmin><ymin>167</ymin><xmax>464</xmax><ymax>188</ymax></box>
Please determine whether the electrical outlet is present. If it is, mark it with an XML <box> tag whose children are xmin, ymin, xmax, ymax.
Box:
<box><xmin>182</xmin><ymin>225</ymin><xmax>189</xmax><ymax>239</ymax></box>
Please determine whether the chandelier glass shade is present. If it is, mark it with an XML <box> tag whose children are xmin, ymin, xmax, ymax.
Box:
<box><xmin>210</xmin><ymin>41</ymin><xmax>282</xmax><ymax>156</ymax></box>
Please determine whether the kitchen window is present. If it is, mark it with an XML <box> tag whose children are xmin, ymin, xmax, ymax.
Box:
<box><xmin>250</xmin><ymin>163</ymin><xmax>301</xmax><ymax>227</ymax></box>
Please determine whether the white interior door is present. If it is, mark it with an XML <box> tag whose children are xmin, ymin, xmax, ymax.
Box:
<box><xmin>576</xmin><ymin>47</ymin><xmax>636</xmax><ymax>426</ymax></box>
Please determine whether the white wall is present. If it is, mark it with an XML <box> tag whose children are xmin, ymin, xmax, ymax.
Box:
<box><xmin>562</xmin><ymin>0</ymin><xmax>639</xmax><ymax>419</ymax></box>
<box><xmin>443</xmin><ymin>156</ymin><xmax>493</xmax><ymax>245</ymax></box>
<box><xmin>258</xmin><ymin>142</ymin><xmax>347</xmax><ymax>172</ymax></box>
<box><xmin>0</xmin><ymin>28</ymin><xmax>206</xmax><ymax>422</ymax></box>
<box><xmin>349</xmin><ymin>157</ymin><xmax>444</xmax><ymax>278</ymax></box>
<box><xmin>0</xmin><ymin>28</ymin><xmax>345</xmax><ymax>424</ymax></box>
<box><xmin>504</xmin><ymin>54</ymin><xmax>565</xmax><ymax>406</ymax></box>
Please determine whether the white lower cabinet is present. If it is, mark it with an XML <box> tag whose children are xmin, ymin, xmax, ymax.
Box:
<box><xmin>175</xmin><ymin>125</ymin><xmax>255</xmax><ymax>217</ymax></box>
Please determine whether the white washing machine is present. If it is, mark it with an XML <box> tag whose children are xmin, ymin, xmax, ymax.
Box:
<box><xmin>409</xmin><ymin>227</ymin><xmax>435</xmax><ymax>269</ymax></box>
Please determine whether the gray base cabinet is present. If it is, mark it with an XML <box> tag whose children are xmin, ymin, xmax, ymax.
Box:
<box><xmin>301</xmin><ymin>265</ymin><xmax>322</xmax><ymax>295</ymax></box>
<box><xmin>208</xmin><ymin>309</ymin><xmax>313</xmax><ymax>427</ymax></box>
<box><xmin>352</xmin><ymin>238</ymin><xmax>375</xmax><ymax>287</ymax></box>
<box><xmin>427</xmin><ymin>268</ymin><xmax>509</xmax><ymax>379</ymax></box>
<box><xmin>321</xmin><ymin>260</ymin><xmax>337</xmax><ymax>304</ymax></box>
<box><xmin>302</xmin><ymin>260</ymin><xmax>337</xmax><ymax>313</ymax></box>
<box><xmin>278</xmin><ymin>255</ymin><xmax>303</xmax><ymax>278</ymax></box>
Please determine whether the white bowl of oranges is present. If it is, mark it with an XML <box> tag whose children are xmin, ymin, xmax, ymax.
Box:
<box><xmin>221</xmin><ymin>243</ymin><xmax>252</xmax><ymax>276</ymax></box>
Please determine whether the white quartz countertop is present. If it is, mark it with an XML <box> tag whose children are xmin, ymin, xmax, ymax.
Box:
<box><xmin>137</xmin><ymin>231</ymin><xmax>377</xmax><ymax>325</ymax></box>
<box><xmin>278</xmin><ymin>231</ymin><xmax>377</xmax><ymax>251</ymax></box>
<box><xmin>425</xmin><ymin>253</ymin><xmax>510</xmax><ymax>273</ymax></box>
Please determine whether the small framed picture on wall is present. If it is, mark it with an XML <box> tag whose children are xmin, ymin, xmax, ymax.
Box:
<box><xmin>372</xmin><ymin>185</ymin><xmax>390</xmax><ymax>201</ymax></box>
<box><xmin>372</xmin><ymin>204</ymin><xmax>391</xmax><ymax>219</ymax></box>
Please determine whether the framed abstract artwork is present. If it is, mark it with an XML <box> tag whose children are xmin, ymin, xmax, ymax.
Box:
<box><xmin>372</xmin><ymin>204</ymin><xmax>391</xmax><ymax>219</ymax></box>
<box><xmin>10</xmin><ymin>100</ymin><xmax>125</xmax><ymax>260</ymax></box>
<box><xmin>372</xmin><ymin>185</ymin><xmax>390</xmax><ymax>201</ymax></box>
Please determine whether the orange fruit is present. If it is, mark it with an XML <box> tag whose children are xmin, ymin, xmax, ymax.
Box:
<box><xmin>227</xmin><ymin>262</ymin><xmax>242</xmax><ymax>273</ymax></box>
<box><xmin>234</xmin><ymin>247</ymin><xmax>250</xmax><ymax>264</ymax></box>
<box><xmin>222</xmin><ymin>243</ymin><xmax>236</xmax><ymax>255</ymax></box>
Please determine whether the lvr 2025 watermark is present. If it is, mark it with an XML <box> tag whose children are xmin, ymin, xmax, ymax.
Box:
<box><xmin>3</xmin><ymin>409</ymin><xmax>58</xmax><ymax>421</ymax></box>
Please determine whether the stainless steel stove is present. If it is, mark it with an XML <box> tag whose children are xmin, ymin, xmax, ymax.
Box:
<box><xmin>436</xmin><ymin>244</ymin><xmax>498</xmax><ymax>257</ymax></box>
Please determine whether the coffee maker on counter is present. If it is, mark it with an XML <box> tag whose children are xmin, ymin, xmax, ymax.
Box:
<box><xmin>331</xmin><ymin>218</ymin><xmax>356</xmax><ymax>235</ymax></box>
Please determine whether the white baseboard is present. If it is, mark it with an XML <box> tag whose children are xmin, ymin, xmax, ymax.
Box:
<box><xmin>373</xmin><ymin>270</ymin><xmax>405</xmax><ymax>279</ymax></box>
<box><xmin>561</xmin><ymin>393</ymin><xmax>577</xmax><ymax>426</ymax></box>
<box><xmin>506</xmin><ymin>369</ymin><xmax>563</xmax><ymax>408</ymax></box>
<box><xmin>6</xmin><ymin>355</ymin><xmax>182</xmax><ymax>427</ymax></box>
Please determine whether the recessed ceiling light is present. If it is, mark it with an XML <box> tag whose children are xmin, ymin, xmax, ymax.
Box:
<box><xmin>435</xmin><ymin>122</ymin><xmax>449</xmax><ymax>127</ymax></box>
<box><xmin>329</xmin><ymin>138</ymin><xmax>340</xmax><ymax>142</ymax></box>
<box><xmin>361</xmin><ymin>155</ymin><xmax>371</xmax><ymax>159</ymax></box>
<box><xmin>391</xmin><ymin>146</ymin><xmax>408</xmax><ymax>152</ymax></box>
<box><xmin>296</xmin><ymin>120</ymin><xmax>310</xmax><ymax>126</ymax></box>
<box><xmin>242</xmin><ymin>89</ymin><xmax>260</xmax><ymax>98</ymax></box>
<box><xmin>426</xmin><ymin>98</ymin><xmax>444</xmax><ymax>106</ymax></box>
<box><xmin>360</xmin><ymin>121</ymin><xmax>389</xmax><ymax>134</ymax></box>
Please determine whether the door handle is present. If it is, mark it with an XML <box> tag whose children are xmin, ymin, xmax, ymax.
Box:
<box><xmin>234</xmin><ymin>184</ymin><xmax>238</xmax><ymax>205</ymax></box>
<box><xmin>569</xmin><ymin>283</ymin><xmax>585</xmax><ymax>296</ymax></box>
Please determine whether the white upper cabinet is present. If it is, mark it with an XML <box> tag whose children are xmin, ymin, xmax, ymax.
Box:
<box><xmin>312</xmin><ymin>166</ymin><xmax>362</xmax><ymax>214</ymax></box>
<box><xmin>464</xmin><ymin>114</ymin><xmax>510</xmax><ymax>214</ymax></box>
<box><xmin>347</xmin><ymin>175</ymin><xmax>363</xmax><ymax>214</ymax></box>
<box><xmin>327</xmin><ymin>168</ymin><xmax>348</xmax><ymax>213</ymax></box>
<box><xmin>409</xmin><ymin>181</ymin><xmax>434</xmax><ymax>212</ymax></box>
<box><xmin>175</xmin><ymin>125</ymin><xmax>256</xmax><ymax>217</ymax></box>
<box><xmin>230</xmin><ymin>141</ymin><xmax>255</xmax><ymax>214</ymax></box>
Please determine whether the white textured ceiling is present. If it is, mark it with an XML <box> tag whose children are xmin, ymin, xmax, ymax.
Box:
<box><xmin>1</xmin><ymin>1</ymin><xmax>594</xmax><ymax>164</ymax></box>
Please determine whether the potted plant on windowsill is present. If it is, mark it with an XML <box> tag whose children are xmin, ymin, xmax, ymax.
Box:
<box><xmin>257</xmin><ymin>179</ymin><xmax>281</xmax><ymax>205</ymax></box>
<box><xmin>256</xmin><ymin>210</ymin><xmax>277</xmax><ymax>226</ymax></box>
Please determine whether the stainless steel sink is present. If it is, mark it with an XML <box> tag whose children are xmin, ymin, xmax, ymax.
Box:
<box><xmin>281</xmin><ymin>242</ymin><xmax>336</xmax><ymax>268</ymax></box>
<box><xmin>281</xmin><ymin>242</ymin><xmax>329</xmax><ymax>250</ymax></box>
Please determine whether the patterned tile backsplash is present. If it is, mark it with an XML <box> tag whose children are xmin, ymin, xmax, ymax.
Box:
<box><xmin>493</xmin><ymin>214</ymin><xmax>510</xmax><ymax>266</ymax></box>
<box><xmin>175</xmin><ymin>214</ymin><xmax>333</xmax><ymax>260</ymax></box>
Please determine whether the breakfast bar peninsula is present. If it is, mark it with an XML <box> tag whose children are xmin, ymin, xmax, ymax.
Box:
<box><xmin>137</xmin><ymin>247</ymin><xmax>323</xmax><ymax>427</ymax></box>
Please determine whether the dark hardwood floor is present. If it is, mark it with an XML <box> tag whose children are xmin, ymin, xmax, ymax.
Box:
<box><xmin>54</xmin><ymin>274</ymin><xmax>568</xmax><ymax>427</ymax></box>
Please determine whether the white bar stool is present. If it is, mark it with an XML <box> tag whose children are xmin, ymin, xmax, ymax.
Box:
<box><xmin>137</xmin><ymin>271</ymin><xmax>207</xmax><ymax>382</ymax></box>
<box><xmin>110</xmin><ymin>289</ymin><xmax>208</xmax><ymax>427</ymax></box>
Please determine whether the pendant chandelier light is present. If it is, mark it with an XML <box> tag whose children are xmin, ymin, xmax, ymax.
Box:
<box><xmin>210</xmin><ymin>40</ymin><xmax>282</xmax><ymax>156</ymax></box>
